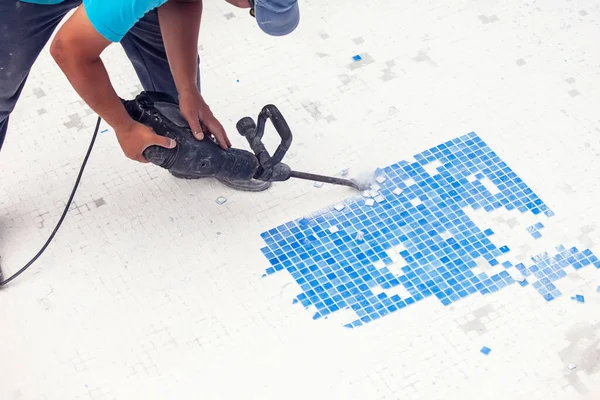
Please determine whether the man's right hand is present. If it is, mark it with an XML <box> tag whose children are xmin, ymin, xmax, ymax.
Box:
<box><xmin>114</xmin><ymin>120</ymin><xmax>177</xmax><ymax>163</ymax></box>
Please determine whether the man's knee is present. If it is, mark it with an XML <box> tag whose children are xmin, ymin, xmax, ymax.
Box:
<box><xmin>0</xmin><ymin>49</ymin><xmax>32</xmax><ymax>118</ymax></box>
<box><xmin>0</xmin><ymin>94</ymin><xmax>16</xmax><ymax>150</ymax></box>
<box><xmin>0</xmin><ymin>80</ymin><xmax>23</xmax><ymax>123</ymax></box>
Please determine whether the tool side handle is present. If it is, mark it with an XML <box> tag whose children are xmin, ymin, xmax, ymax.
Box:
<box><xmin>236</xmin><ymin>105</ymin><xmax>292</xmax><ymax>170</ymax></box>
<box><xmin>258</xmin><ymin>104</ymin><xmax>292</xmax><ymax>168</ymax></box>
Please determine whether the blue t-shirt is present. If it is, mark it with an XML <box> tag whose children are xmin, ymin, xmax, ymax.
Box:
<box><xmin>20</xmin><ymin>0</ymin><xmax>167</xmax><ymax>42</ymax></box>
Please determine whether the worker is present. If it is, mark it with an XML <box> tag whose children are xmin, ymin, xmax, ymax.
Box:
<box><xmin>0</xmin><ymin>0</ymin><xmax>299</xmax><ymax>191</ymax></box>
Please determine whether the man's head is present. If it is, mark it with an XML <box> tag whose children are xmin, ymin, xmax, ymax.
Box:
<box><xmin>253</xmin><ymin>0</ymin><xmax>299</xmax><ymax>36</ymax></box>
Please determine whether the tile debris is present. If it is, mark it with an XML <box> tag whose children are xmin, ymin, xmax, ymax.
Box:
<box><xmin>370</xmin><ymin>183</ymin><xmax>381</xmax><ymax>192</ymax></box>
<box><xmin>480</xmin><ymin>346</ymin><xmax>491</xmax><ymax>355</ymax></box>
<box><xmin>334</xmin><ymin>203</ymin><xmax>345</xmax><ymax>211</ymax></box>
<box><xmin>572</xmin><ymin>294</ymin><xmax>585</xmax><ymax>303</ymax></box>
<box><xmin>313</xmin><ymin>181</ymin><xmax>324</xmax><ymax>188</ymax></box>
<box><xmin>364</xmin><ymin>198</ymin><xmax>375</xmax><ymax>206</ymax></box>
<box><xmin>352</xmin><ymin>54</ymin><xmax>362</xmax><ymax>61</ymax></box>
<box><xmin>392</xmin><ymin>187</ymin><xmax>403</xmax><ymax>195</ymax></box>
<box><xmin>215</xmin><ymin>196</ymin><xmax>227</xmax><ymax>205</ymax></box>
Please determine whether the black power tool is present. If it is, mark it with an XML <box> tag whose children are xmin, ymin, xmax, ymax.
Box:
<box><xmin>124</xmin><ymin>91</ymin><xmax>367</xmax><ymax>191</ymax></box>
<box><xmin>0</xmin><ymin>91</ymin><xmax>370</xmax><ymax>288</ymax></box>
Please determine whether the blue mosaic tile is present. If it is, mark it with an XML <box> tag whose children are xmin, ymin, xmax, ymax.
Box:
<box><xmin>527</xmin><ymin>221</ymin><xmax>545</xmax><ymax>239</ymax></box>
<box><xmin>573</xmin><ymin>294</ymin><xmax>585</xmax><ymax>303</ymax></box>
<box><xmin>258</xmin><ymin>132</ymin><xmax>600</xmax><ymax>327</ymax></box>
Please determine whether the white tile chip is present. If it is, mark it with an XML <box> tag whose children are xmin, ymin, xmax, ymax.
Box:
<box><xmin>334</xmin><ymin>203</ymin><xmax>345</xmax><ymax>211</ymax></box>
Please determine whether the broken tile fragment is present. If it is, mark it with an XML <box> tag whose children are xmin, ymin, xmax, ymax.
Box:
<box><xmin>216</xmin><ymin>196</ymin><xmax>227</xmax><ymax>205</ymax></box>
<box><xmin>364</xmin><ymin>198</ymin><xmax>375</xmax><ymax>206</ymax></box>
<box><xmin>340</xmin><ymin>168</ymin><xmax>349</xmax><ymax>176</ymax></box>
<box><xmin>352</xmin><ymin>54</ymin><xmax>362</xmax><ymax>61</ymax></box>
<box><xmin>512</xmin><ymin>272</ymin><xmax>526</xmax><ymax>282</ymax></box>
<box><xmin>313</xmin><ymin>181</ymin><xmax>324</xmax><ymax>188</ymax></box>
<box><xmin>355</xmin><ymin>231</ymin><xmax>365</xmax><ymax>241</ymax></box>
<box><xmin>392</xmin><ymin>188</ymin><xmax>403</xmax><ymax>195</ymax></box>
<box><xmin>374</xmin><ymin>195</ymin><xmax>385</xmax><ymax>203</ymax></box>
<box><xmin>480</xmin><ymin>346</ymin><xmax>491</xmax><ymax>355</ymax></box>
<box><xmin>334</xmin><ymin>203</ymin><xmax>345</xmax><ymax>211</ymax></box>
<box><xmin>375</xmin><ymin>175</ymin><xmax>386</xmax><ymax>184</ymax></box>
<box><xmin>362</xmin><ymin>190</ymin><xmax>373</xmax><ymax>198</ymax></box>
<box><xmin>568</xmin><ymin>364</ymin><xmax>577</xmax><ymax>370</ymax></box>
<box><xmin>572</xmin><ymin>294</ymin><xmax>585</xmax><ymax>303</ymax></box>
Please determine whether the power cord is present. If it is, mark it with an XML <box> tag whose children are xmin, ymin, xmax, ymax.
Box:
<box><xmin>0</xmin><ymin>116</ymin><xmax>101</xmax><ymax>288</ymax></box>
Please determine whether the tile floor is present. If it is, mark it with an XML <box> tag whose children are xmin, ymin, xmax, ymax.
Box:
<box><xmin>1</xmin><ymin>1</ymin><xmax>600</xmax><ymax>399</ymax></box>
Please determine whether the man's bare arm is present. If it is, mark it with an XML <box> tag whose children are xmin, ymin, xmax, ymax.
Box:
<box><xmin>157</xmin><ymin>0</ymin><xmax>231</xmax><ymax>149</ymax></box>
<box><xmin>50</xmin><ymin>6</ymin><xmax>133</xmax><ymax>132</ymax></box>
<box><xmin>50</xmin><ymin>6</ymin><xmax>175</xmax><ymax>162</ymax></box>
<box><xmin>157</xmin><ymin>0</ymin><xmax>203</xmax><ymax>96</ymax></box>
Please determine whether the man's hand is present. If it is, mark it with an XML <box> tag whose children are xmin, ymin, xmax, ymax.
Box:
<box><xmin>115</xmin><ymin>121</ymin><xmax>177</xmax><ymax>163</ymax></box>
<box><xmin>179</xmin><ymin>90</ymin><xmax>231</xmax><ymax>149</ymax></box>
<box><xmin>158</xmin><ymin>2</ymin><xmax>231</xmax><ymax>150</ymax></box>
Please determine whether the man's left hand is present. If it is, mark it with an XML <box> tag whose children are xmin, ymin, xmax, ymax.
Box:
<box><xmin>179</xmin><ymin>90</ymin><xmax>231</xmax><ymax>150</ymax></box>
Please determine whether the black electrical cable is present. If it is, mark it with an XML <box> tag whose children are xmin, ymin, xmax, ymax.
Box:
<box><xmin>0</xmin><ymin>116</ymin><xmax>101</xmax><ymax>288</ymax></box>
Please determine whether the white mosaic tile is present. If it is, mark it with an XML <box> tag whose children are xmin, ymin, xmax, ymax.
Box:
<box><xmin>1</xmin><ymin>1</ymin><xmax>600</xmax><ymax>399</ymax></box>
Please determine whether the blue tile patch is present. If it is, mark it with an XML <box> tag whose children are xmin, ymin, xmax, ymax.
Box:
<box><xmin>258</xmin><ymin>132</ymin><xmax>600</xmax><ymax>328</ymax></box>
<box><xmin>526</xmin><ymin>222</ymin><xmax>544</xmax><ymax>239</ymax></box>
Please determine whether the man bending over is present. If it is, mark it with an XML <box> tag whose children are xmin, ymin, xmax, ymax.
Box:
<box><xmin>0</xmin><ymin>0</ymin><xmax>300</xmax><ymax>191</ymax></box>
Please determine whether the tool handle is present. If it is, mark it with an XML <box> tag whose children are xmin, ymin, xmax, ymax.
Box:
<box><xmin>236</xmin><ymin>104</ymin><xmax>292</xmax><ymax>170</ymax></box>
